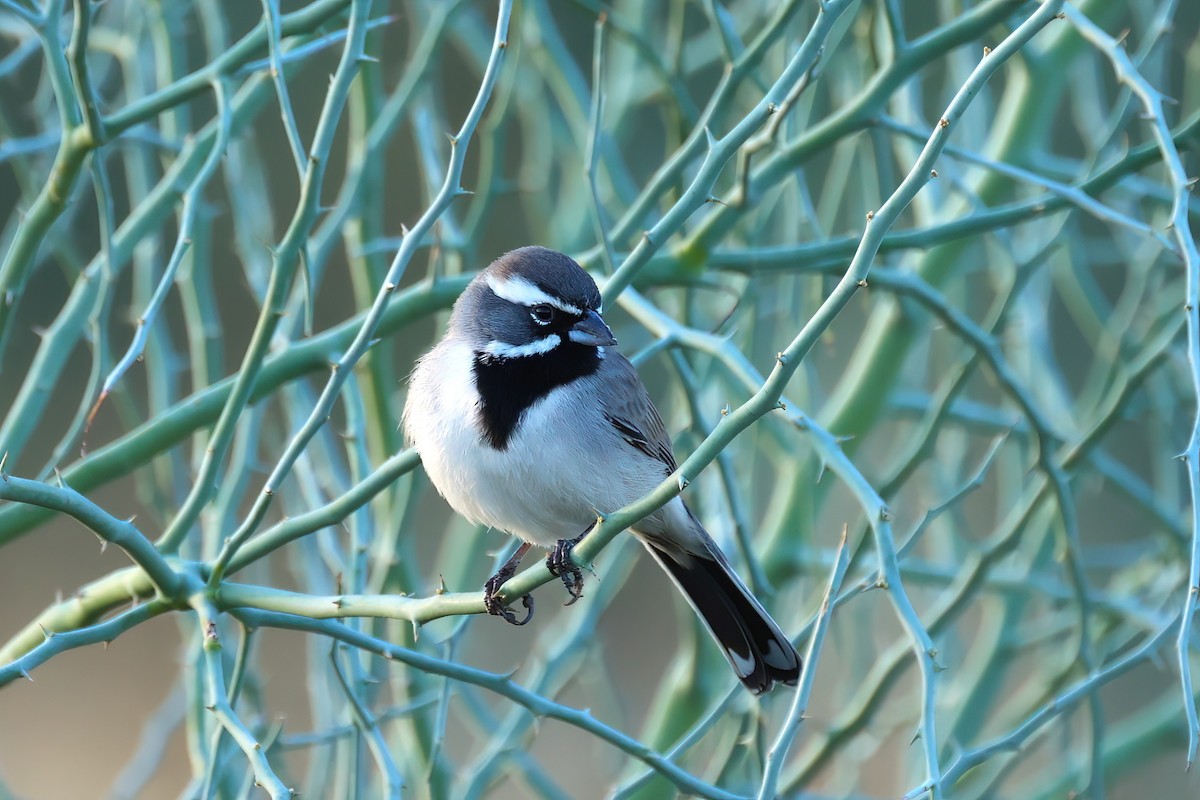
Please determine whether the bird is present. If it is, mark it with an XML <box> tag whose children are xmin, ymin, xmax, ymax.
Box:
<box><xmin>402</xmin><ymin>246</ymin><xmax>801</xmax><ymax>693</ymax></box>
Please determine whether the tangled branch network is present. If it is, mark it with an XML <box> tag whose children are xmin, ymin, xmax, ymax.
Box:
<box><xmin>0</xmin><ymin>0</ymin><xmax>1196</xmax><ymax>797</ymax></box>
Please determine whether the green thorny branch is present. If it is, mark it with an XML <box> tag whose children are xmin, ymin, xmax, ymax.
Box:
<box><xmin>0</xmin><ymin>1</ymin><xmax>1196</xmax><ymax>797</ymax></box>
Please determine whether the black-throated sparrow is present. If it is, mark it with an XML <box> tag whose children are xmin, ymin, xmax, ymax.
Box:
<box><xmin>402</xmin><ymin>246</ymin><xmax>800</xmax><ymax>693</ymax></box>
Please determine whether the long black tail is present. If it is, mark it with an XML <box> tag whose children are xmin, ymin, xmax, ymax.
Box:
<box><xmin>643</xmin><ymin>541</ymin><xmax>801</xmax><ymax>693</ymax></box>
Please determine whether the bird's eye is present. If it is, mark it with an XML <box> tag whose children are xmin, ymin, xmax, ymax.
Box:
<box><xmin>530</xmin><ymin>305</ymin><xmax>556</xmax><ymax>325</ymax></box>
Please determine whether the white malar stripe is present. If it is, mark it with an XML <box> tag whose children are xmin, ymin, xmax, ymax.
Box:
<box><xmin>486</xmin><ymin>273</ymin><xmax>583</xmax><ymax>315</ymax></box>
<box><xmin>482</xmin><ymin>334</ymin><xmax>561</xmax><ymax>359</ymax></box>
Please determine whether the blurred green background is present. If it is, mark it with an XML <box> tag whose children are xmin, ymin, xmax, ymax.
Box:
<box><xmin>1</xmin><ymin>0</ymin><xmax>1198</xmax><ymax>797</ymax></box>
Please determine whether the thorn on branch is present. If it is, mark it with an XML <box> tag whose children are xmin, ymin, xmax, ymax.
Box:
<box><xmin>982</xmin><ymin>46</ymin><xmax>991</xmax><ymax>56</ymax></box>
<box><xmin>866</xmin><ymin>210</ymin><xmax>875</xmax><ymax>221</ymax></box>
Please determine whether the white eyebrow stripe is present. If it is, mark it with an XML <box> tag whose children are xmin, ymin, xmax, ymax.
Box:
<box><xmin>486</xmin><ymin>274</ymin><xmax>583</xmax><ymax>316</ymax></box>
<box><xmin>481</xmin><ymin>334</ymin><xmax>561</xmax><ymax>359</ymax></box>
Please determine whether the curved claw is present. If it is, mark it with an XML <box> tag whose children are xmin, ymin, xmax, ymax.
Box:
<box><xmin>482</xmin><ymin>541</ymin><xmax>535</xmax><ymax>626</ymax></box>
<box><xmin>484</xmin><ymin>572</ymin><xmax>535</xmax><ymax>626</ymax></box>
<box><xmin>546</xmin><ymin>534</ymin><xmax>586</xmax><ymax>606</ymax></box>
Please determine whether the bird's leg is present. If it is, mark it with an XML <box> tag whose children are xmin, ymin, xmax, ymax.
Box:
<box><xmin>483</xmin><ymin>541</ymin><xmax>535</xmax><ymax>626</ymax></box>
<box><xmin>546</xmin><ymin>528</ymin><xmax>589</xmax><ymax>606</ymax></box>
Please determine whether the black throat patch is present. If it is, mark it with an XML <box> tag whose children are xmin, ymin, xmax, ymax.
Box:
<box><xmin>472</xmin><ymin>343</ymin><xmax>601</xmax><ymax>449</ymax></box>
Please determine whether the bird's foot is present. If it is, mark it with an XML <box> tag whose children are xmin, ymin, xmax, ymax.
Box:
<box><xmin>483</xmin><ymin>542</ymin><xmax>534</xmax><ymax>626</ymax></box>
<box><xmin>546</xmin><ymin>532</ymin><xmax>587</xmax><ymax>606</ymax></box>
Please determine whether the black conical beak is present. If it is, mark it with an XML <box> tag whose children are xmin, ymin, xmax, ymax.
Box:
<box><xmin>568</xmin><ymin>309</ymin><xmax>617</xmax><ymax>347</ymax></box>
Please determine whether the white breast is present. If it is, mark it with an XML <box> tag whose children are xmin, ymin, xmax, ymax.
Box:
<box><xmin>403</xmin><ymin>342</ymin><xmax>658</xmax><ymax>547</ymax></box>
